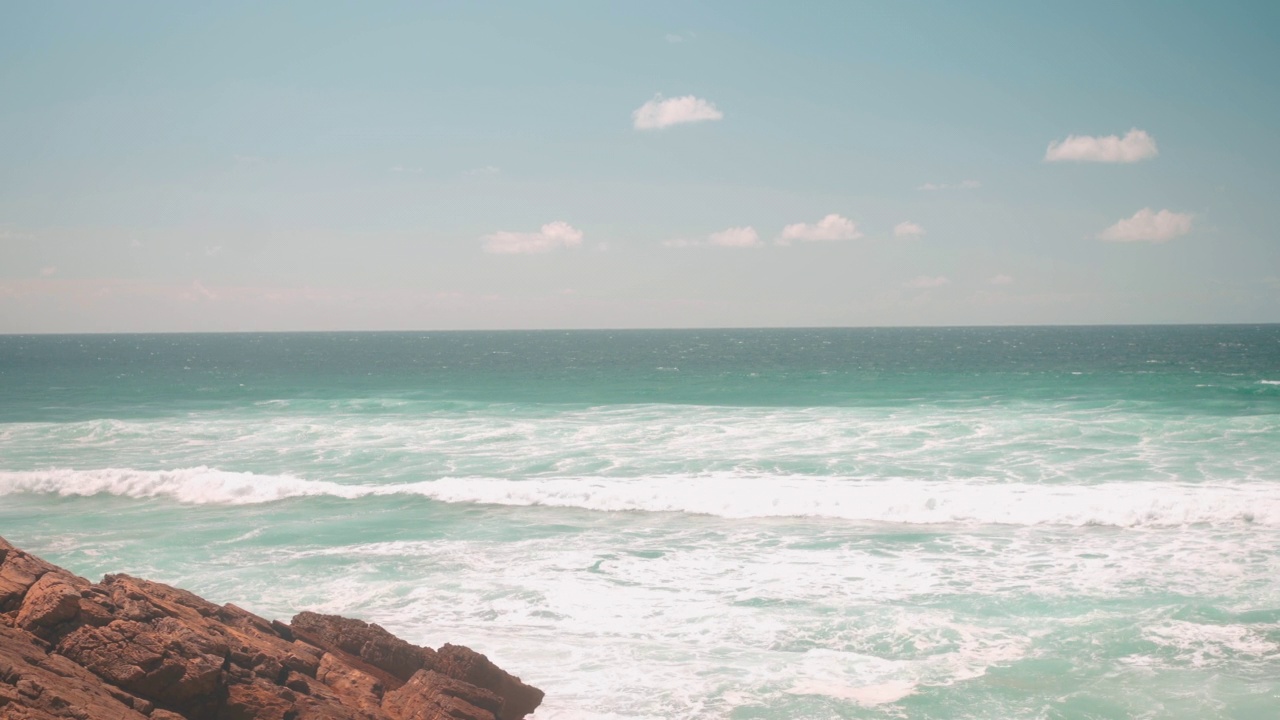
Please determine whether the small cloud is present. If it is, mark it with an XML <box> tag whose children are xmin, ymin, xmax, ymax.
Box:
<box><xmin>466</xmin><ymin>165</ymin><xmax>500</xmax><ymax>176</ymax></box>
<box><xmin>917</xmin><ymin>180</ymin><xmax>981</xmax><ymax>191</ymax></box>
<box><xmin>708</xmin><ymin>226</ymin><xmax>760</xmax><ymax>248</ymax></box>
<box><xmin>662</xmin><ymin>238</ymin><xmax>698</xmax><ymax>248</ymax></box>
<box><xmin>1098</xmin><ymin>208</ymin><xmax>1192</xmax><ymax>243</ymax></box>
<box><xmin>129</xmin><ymin>238</ymin><xmax>143</xmax><ymax>249</ymax></box>
<box><xmin>665</xmin><ymin>31</ymin><xmax>695</xmax><ymax>43</ymax></box>
<box><xmin>893</xmin><ymin>221</ymin><xmax>925</xmax><ymax>238</ymax></box>
<box><xmin>905</xmin><ymin>275</ymin><xmax>950</xmax><ymax>289</ymax></box>
<box><xmin>989</xmin><ymin>274</ymin><xmax>1014</xmax><ymax>286</ymax></box>
<box><xmin>204</xmin><ymin>245</ymin><xmax>223</xmax><ymax>257</ymax></box>
<box><xmin>39</xmin><ymin>266</ymin><xmax>57</xmax><ymax>277</ymax></box>
<box><xmin>778</xmin><ymin>214</ymin><xmax>862</xmax><ymax>244</ymax></box>
<box><xmin>633</xmin><ymin>95</ymin><xmax>724</xmax><ymax>130</ymax></box>
<box><xmin>1045</xmin><ymin>128</ymin><xmax>1158</xmax><ymax>163</ymax></box>
<box><xmin>190</xmin><ymin>280</ymin><xmax>217</xmax><ymax>301</ymax></box>
<box><xmin>482</xmin><ymin>221</ymin><xmax>584</xmax><ymax>255</ymax></box>
<box><xmin>390</xmin><ymin>165</ymin><xmax>424</xmax><ymax>174</ymax></box>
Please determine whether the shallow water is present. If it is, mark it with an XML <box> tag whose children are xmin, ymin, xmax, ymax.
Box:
<box><xmin>2</xmin><ymin>327</ymin><xmax>1278</xmax><ymax>718</ymax></box>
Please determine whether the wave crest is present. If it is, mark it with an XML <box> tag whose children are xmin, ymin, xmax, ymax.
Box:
<box><xmin>1</xmin><ymin>467</ymin><xmax>1276</xmax><ymax>528</ymax></box>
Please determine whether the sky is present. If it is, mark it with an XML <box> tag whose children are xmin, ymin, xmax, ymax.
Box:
<box><xmin>2</xmin><ymin>0</ymin><xmax>1278</xmax><ymax>332</ymax></box>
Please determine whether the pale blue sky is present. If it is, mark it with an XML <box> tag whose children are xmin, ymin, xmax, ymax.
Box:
<box><xmin>2</xmin><ymin>1</ymin><xmax>1278</xmax><ymax>331</ymax></box>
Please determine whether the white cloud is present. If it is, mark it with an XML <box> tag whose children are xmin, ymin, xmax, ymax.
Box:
<box><xmin>917</xmin><ymin>180</ymin><xmax>981</xmax><ymax>191</ymax></box>
<box><xmin>1045</xmin><ymin>128</ymin><xmax>1158</xmax><ymax>163</ymax></box>
<box><xmin>129</xmin><ymin>238</ymin><xmax>143</xmax><ymax>249</ymax></box>
<box><xmin>893</xmin><ymin>221</ymin><xmax>925</xmax><ymax>238</ymax></box>
<box><xmin>661</xmin><ymin>238</ymin><xmax>697</xmax><ymax>248</ymax></box>
<box><xmin>482</xmin><ymin>221</ymin><xmax>584</xmax><ymax>255</ymax></box>
<box><xmin>708</xmin><ymin>226</ymin><xmax>761</xmax><ymax>248</ymax></box>
<box><xmin>1098</xmin><ymin>208</ymin><xmax>1192</xmax><ymax>243</ymax></box>
<box><xmin>633</xmin><ymin>95</ymin><xmax>724</xmax><ymax>130</ymax></box>
<box><xmin>39</xmin><ymin>266</ymin><xmax>56</xmax><ymax>277</ymax></box>
<box><xmin>467</xmin><ymin>165</ymin><xmax>500</xmax><ymax>176</ymax></box>
<box><xmin>204</xmin><ymin>245</ymin><xmax>223</xmax><ymax>257</ymax></box>
<box><xmin>190</xmin><ymin>280</ymin><xmax>217</xmax><ymax>301</ymax></box>
<box><xmin>989</xmin><ymin>274</ymin><xmax>1015</xmax><ymax>286</ymax></box>
<box><xmin>904</xmin><ymin>275</ymin><xmax>950</xmax><ymax>289</ymax></box>
<box><xmin>778</xmin><ymin>214</ymin><xmax>862</xmax><ymax>244</ymax></box>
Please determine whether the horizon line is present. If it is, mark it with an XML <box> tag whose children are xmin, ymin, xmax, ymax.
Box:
<box><xmin>3</xmin><ymin>321</ymin><xmax>1279</xmax><ymax>337</ymax></box>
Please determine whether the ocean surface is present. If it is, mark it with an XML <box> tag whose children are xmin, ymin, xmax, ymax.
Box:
<box><xmin>2</xmin><ymin>326</ymin><xmax>1278</xmax><ymax>719</ymax></box>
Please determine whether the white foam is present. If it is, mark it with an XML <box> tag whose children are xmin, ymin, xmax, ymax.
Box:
<box><xmin>5</xmin><ymin>399</ymin><xmax>1277</xmax><ymax>489</ymax></box>
<box><xmin>1141</xmin><ymin>620</ymin><xmax>1280</xmax><ymax>667</ymax></box>
<box><xmin>1</xmin><ymin>467</ymin><xmax>1277</xmax><ymax>527</ymax></box>
<box><xmin>0</xmin><ymin>467</ymin><xmax>367</xmax><ymax>505</ymax></box>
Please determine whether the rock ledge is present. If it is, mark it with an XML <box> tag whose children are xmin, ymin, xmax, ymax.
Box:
<box><xmin>0</xmin><ymin>537</ymin><xmax>543</xmax><ymax>720</ymax></box>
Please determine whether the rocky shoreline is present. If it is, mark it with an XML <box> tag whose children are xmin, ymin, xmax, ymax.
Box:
<box><xmin>0</xmin><ymin>537</ymin><xmax>543</xmax><ymax>719</ymax></box>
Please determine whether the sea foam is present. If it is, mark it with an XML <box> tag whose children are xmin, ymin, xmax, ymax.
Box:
<box><xmin>2</xmin><ymin>467</ymin><xmax>1275</xmax><ymax>527</ymax></box>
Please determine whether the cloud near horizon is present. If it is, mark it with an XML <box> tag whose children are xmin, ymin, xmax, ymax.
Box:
<box><xmin>893</xmin><ymin>221</ymin><xmax>925</xmax><ymax>238</ymax></box>
<box><xmin>1045</xmin><ymin>129</ymin><xmax>1158</xmax><ymax>163</ymax></box>
<box><xmin>482</xmin><ymin>221</ymin><xmax>584</xmax><ymax>254</ymax></box>
<box><xmin>633</xmin><ymin>95</ymin><xmax>724</xmax><ymax>130</ymax></box>
<box><xmin>708</xmin><ymin>226</ymin><xmax>761</xmax><ymax>247</ymax></box>
<box><xmin>917</xmin><ymin>180</ymin><xmax>980</xmax><ymax>191</ymax></box>
<box><xmin>1098</xmin><ymin>208</ymin><xmax>1192</xmax><ymax>243</ymax></box>
<box><xmin>777</xmin><ymin>214</ymin><xmax>861</xmax><ymax>244</ymax></box>
<box><xmin>905</xmin><ymin>275</ymin><xmax>950</xmax><ymax>289</ymax></box>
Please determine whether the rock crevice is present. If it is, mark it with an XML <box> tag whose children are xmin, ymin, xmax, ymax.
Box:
<box><xmin>0</xmin><ymin>537</ymin><xmax>543</xmax><ymax>720</ymax></box>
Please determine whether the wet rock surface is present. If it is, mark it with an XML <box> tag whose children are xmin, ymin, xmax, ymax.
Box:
<box><xmin>0</xmin><ymin>537</ymin><xmax>543</xmax><ymax>720</ymax></box>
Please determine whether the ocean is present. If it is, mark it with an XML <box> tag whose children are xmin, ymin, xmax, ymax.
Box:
<box><xmin>1</xmin><ymin>326</ymin><xmax>1278</xmax><ymax>719</ymax></box>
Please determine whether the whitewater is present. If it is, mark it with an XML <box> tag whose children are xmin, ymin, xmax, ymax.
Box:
<box><xmin>2</xmin><ymin>327</ymin><xmax>1278</xmax><ymax>718</ymax></box>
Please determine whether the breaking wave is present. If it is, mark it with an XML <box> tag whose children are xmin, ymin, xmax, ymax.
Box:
<box><xmin>2</xmin><ymin>467</ymin><xmax>1276</xmax><ymax>527</ymax></box>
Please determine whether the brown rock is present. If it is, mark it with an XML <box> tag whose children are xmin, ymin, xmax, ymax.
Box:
<box><xmin>0</xmin><ymin>624</ymin><xmax>148</xmax><ymax>720</ymax></box>
<box><xmin>14</xmin><ymin>575</ymin><xmax>82</xmax><ymax>635</ymax></box>
<box><xmin>0</xmin><ymin>537</ymin><xmax>542</xmax><ymax>720</ymax></box>
<box><xmin>0</xmin><ymin>541</ymin><xmax>74</xmax><ymax>614</ymax></box>
<box><xmin>316</xmin><ymin>651</ymin><xmax>386</xmax><ymax>712</ymax></box>
<box><xmin>381</xmin><ymin>670</ymin><xmax>502</xmax><ymax>720</ymax></box>
<box><xmin>218</xmin><ymin>681</ymin><xmax>296</xmax><ymax>720</ymax></box>
<box><xmin>56</xmin><ymin>617</ymin><xmax>228</xmax><ymax>711</ymax></box>
<box><xmin>291</xmin><ymin>612</ymin><xmax>438</xmax><ymax>682</ymax></box>
<box><xmin>434</xmin><ymin>645</ymin><xmax>544</xmax><ymax>720</ymax></box>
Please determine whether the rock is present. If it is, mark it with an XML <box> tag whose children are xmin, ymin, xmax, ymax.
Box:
<box><xmin>291</xmin><ymin>612</ymin><xmax>438</xmax><ymax>682</ymax></box>
<box><xmin>316</xmin><ymin>651</ymin><xmax>387</xmax><ymax>712</ymax></box>
<box><xmin>381</xmin><ymin>670</ymin><xmax>503</xmax><ymax>720</ymax></box>
<box><xmin>15</xmin><ymin>575</ymin><xmax>82</xmax><ymax>634</ymax></box>
<box><xmin>0</xmin><ymin>624</ymin><xmax>148</xmax><ymax>720</ymax></box>
<box><xmin>0</xmin><ymin>536</ymin><xmax>543</xmax><ymax>720</ymax></box>
<box><xmin>56</xmin><ymin>617</ymin><xmax>228</xmax><ymax>709</ymax></box>
<box><xmin>434</xmin><ymin>645</ymin><xmax>544</xmax><ymax>720</ymax></box>
<box><xmin>0</xmin><ymin>540</ymin><xmax>77</xmax><ymax>615</ymax></box>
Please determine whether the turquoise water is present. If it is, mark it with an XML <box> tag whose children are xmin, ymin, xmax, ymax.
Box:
<box><xmin>2</xmin><ymin>327</ymin><xmax>1279</xmax><ymax>719</ymax></box>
